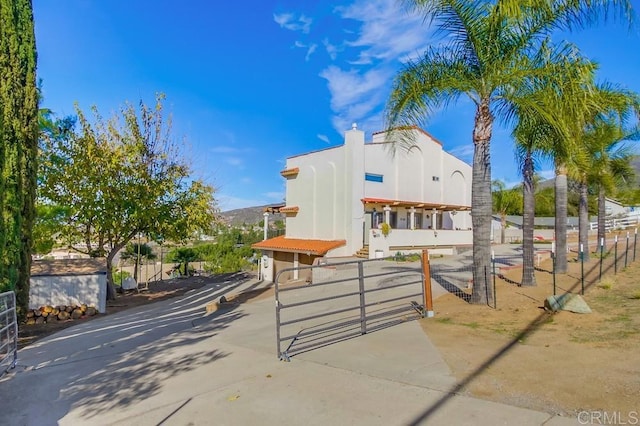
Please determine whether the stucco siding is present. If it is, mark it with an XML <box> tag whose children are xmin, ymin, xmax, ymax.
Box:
<box><xmin>29</xmin><ymin>273</ymin><xmax>107</xmax><ymax>313</ymax></box>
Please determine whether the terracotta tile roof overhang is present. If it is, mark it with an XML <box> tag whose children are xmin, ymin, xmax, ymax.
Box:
<box><xmin>362</xmin><ymin>197</ymin><xmax>470</xmax><ymax>211</ymax></box>
<box><xmin>252</xmin><ymin>235</ymin><xmax>346</xmax><ymax>256</ymax></box>
<box><xmin>280</xmin><ymin>167</ymin><xmax>299</xmax><ymax>177</ymax></box>
<box><xmin>278</xmin><ymin>206</ymin><xmax>299</xmax><ymax>214</ymax></box>
<box><xmin>264</xmin><ymin>204</ymin><xmax>286</xmax><ymax>213</ymax></box>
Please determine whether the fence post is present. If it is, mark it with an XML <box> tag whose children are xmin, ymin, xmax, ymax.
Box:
<box><xmin>625</xmin><ymin>231</ymin><xmax>629</xmax><ymax>269</ymax></box>
<box><xmin>552</xmin><ymin>242</ymin><xmax>556</xmax><ymax>296</ymax></box>
<box><xmin>599</xmin><ymin>238</ymin><xmax>604</xmax><ymax>282</ymax></box>
<box><xmin>634</xmin><ymin>228</ymin><xmax>638</xmax><ymax>263</ymax></box>
<box><xmin>275</xmin><ymin>273</ymin><xmax>282</xmax><ymax>359</ymax></box>
<box><xmin>421</xmin><ymin>249</ymin><xmax>434</xmax><ymax>318</ymax></box>
<box><xmin>615</xmin><ymin>235</ymin><xmax>618</xmax><ymax>275</ymax></box>
<box><xmin>580</xmin><ymin>243</ymin><xmax>584</xmax><ymax>295</ymax></box>
<box><xmin>358</xmin><ymin>261</ymin><xmax>367</xmax><ymax>334</ymax></box>
<box><xmin>492</xmin><ymin>251</ymin><xmax>496</xmax><ymax>309</ymax></box>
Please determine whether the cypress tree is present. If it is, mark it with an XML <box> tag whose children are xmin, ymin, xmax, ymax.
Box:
<box><xmin>0</xmin><ymin>0</ymin><xmax>38</xmax><ymax>317</ymax></box>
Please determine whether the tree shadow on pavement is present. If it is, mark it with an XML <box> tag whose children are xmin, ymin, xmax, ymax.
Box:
<box><xmin>3</xmin><ymin>274</ymin><xmax>258</xmax><ymax>424</ymax></box>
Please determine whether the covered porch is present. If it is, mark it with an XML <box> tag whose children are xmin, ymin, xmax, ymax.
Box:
<box><xmin>359</xmin><ymin>197</ymin><xmax>472</xmax><ymax>259</ymax></box>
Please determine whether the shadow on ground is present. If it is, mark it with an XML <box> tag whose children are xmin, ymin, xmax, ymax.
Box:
<box><xmin>1</xmin><ymin>273</ymin><xmax>258</xmax><ymax>423</ymax></box>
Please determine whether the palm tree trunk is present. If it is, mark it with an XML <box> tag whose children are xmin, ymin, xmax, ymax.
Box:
<box><xmin>555</xmin><ymin>165</ymin><xmax>568</xmax><ymax>273</ymax></box>
<box><xmin>578</xmin><ymin>179</ymin><xmax>590</xmax><ymax>261</ymax></box>
<box><xmin>521</xmin><ymin>151</ymin><xmax>536</xmax><ymax>286</ymax></box>
<box><xmin>597</xmin><ymin>184</ymin><xmax>606</xmax><ymax>248</ymax></box>
<box><xmin>500</xmin><ymin>214</ymin><xmax>506</xmax><ymax>244</ymax></box>
<box><xmin>470</xmin><ymin>100</ymin><xmax>494</xmax><ymax>305</ymax></box>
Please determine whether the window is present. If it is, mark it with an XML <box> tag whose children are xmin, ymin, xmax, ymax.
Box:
<box><xmin>365</xmin><ymin>173</ymin><xmax>383</xmax><ymax>183</ymax></box>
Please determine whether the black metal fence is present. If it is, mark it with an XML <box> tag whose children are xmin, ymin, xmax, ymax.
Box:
<box><xmin>274</xmin><ymin>257</ymin><xmax>427</xmax><ymax>361</ymax></box>
<box><xmin>0</xmin><ymin>291</ymin><xmax>18</xmax><ymax>376</ymax></box>
<box><xmin>427</xmin><ymin>230</ymin><xmax>639</xmax><ymax>308</ymax></box>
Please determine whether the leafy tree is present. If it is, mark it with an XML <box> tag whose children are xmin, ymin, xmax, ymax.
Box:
<box><xmin>120</xmin><ymin>242</ymin><xmax>156</xmax><ymax>283</ymax></box>
<box><xmin>385</xmin><ymin>0</ymin><xmax>631</xmax><ymax>304</ymax></box>
<box><xmin>584</xmin><ymin>112</ymin><xmax>639</xmax><ymax>248</ymax></box>
<box><xmin>0</xmin><ymin>0</ymin><xmax>39</xmax><ymax>316</ymax></box>
<box><xmin>492</xmin><ymin>180</ymin><xmax>522</xmax><ymax>244</ymax></box>
<box><xmin>32</xmin><ymin>204</ymin><xmax>69</xmax><ymax>255</ymax></box>
<box><xmin>39</xmin><ymin>95</ymin><xmax>217</xmax><ymax>299</ymax></box>
<box><xmin>509</xmin><ymin>53</ymin><xmax>597</xmax><ymax>285</ymax></box>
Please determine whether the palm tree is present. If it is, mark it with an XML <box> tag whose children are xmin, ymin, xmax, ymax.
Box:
<box><xmin>169</xmin><ymin>247</ymin><xmax>198</xmax><ymax>276</ymax></box>
<box><xmin>585</xmin><ymin>113</ymin><xmax>640</xmax><ymax>248</ymax></box>
<box><xmin>385</xmin><ymin>0</ymin><xmax>631</xmax><ymax>303</ymax></box>
<box><xmin>492</xmin><ymin>180</ymin><xmax>522</xmax><ymax>244</ymax></box>
<box><xmin>568</xmin><ymin>85</ymin><xmax>639</xmax><ymax>263</ymax></box>
<box><xmin>512</xmin><ymin>117</ymin><xmax>555</xmax><ymax>286</ymax></box>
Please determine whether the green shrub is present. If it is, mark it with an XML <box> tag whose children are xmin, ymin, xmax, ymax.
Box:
<box><xmin>112</xmin><ymin>269</ymin><xmax>131</xmax><ymax>286</ymax></box>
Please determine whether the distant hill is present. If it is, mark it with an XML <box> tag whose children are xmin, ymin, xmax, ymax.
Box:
<box><xmin>219</xmin><ymin>204</ymin><xmax>285</xmax><ymax>226</ymax></box>
<box><xmin>536</xmin><ymin>155</ymin><xmax>640</xmax><ymax>190</ymax></box>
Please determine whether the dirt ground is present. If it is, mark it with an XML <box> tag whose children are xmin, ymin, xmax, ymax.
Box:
<box><xmin>17</xmin><ymin>272</ymin><xmax>254</xmax><ymax>349</ymax></box>
<box><xmin>421</xmin><ymin>249</ymin><xmax>640</xmax><ymax>419</ymax></box>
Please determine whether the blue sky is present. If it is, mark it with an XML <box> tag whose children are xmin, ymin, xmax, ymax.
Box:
<box><xmin>34</xmin><ymin>1</ymin><xmax>640</xmax><ymax>211</ymax></box>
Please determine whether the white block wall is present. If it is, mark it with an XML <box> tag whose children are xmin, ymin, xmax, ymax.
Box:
<box><xmin>29</xmin><ymin>273</ymin><xmax>107</xmax><ymax>313</ymax></box>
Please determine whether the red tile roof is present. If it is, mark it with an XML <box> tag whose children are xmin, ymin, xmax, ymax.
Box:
<box><xmin>279</xmin><ymin>206</ymin><xmax>299</xmax><ymax>214</ymax></box>
<box><xmin>252</xmin><ymin>236</ymin><xmax>346</xmax><ymax>255</ymax></box>
<box><xmin>280</xmin><ymin>167</ymin><xmax>299</xmax><ymax>177</ymax></box>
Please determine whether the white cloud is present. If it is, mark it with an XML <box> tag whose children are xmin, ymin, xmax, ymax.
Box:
<box><xmin>336</xmin><ymin>0</ymin><xmax>430</xmax><ymax>64</ymax></box>
<box><xmin>449</xmin><ymin>144</ymin><xmax>474</xmax><ymax>160</ymax></box>
<box><xmin>211</xmin><ymin>146</ymin><xmax>252</xmax><ymax>154</ymax></box>
<box><xmin>317</xmin><ymin>134</ymin><xmax>330</xmax><ymax>144</ymax></box>
<box><xmin>226</xmin><ymin>157</ymin><xmax>243</xmax><ymax>167</ymax></box>
<box><xmin>293</xmin><ymin>40</ymin><xmax>318</xmax><ymax>61</ymax></box>
<box><xmin>323</xmin><ymin>38</ymin><xmax>339</xmax><ymax>60</ymax></box>
<box><xmin>320</xmin><ymin>66</ymin><xmax>390</xmax><ymax>111</ymax></box>
<box><xmin>318</xmin><ymin>0</ymin><xmax>432</xmax><ymax>134</ymax></box>
<box><xmin>240</xmin><ymin>177</ymin><xmax>252</xmax><ymax>184</ymax></box>
<box><xmin>273</xmin><ymin>12</ymin><xmax>312</xmax><ymax>34</ymax></box>
<box><xmin>305</xmin><ymin>43</ymin><xmax>317</xmax><ymax>61</ymax></box>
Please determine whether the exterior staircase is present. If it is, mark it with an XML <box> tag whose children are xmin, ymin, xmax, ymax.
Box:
<box><xmin>355</xmin><ymin>245</ymin><xmax>369</xmax><ymax>258</ymax></box>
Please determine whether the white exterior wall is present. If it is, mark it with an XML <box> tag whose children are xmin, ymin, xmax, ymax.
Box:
<box><xmin>285</xmin><ymin>146</ymin><xmax>344</xmax><ymax>240</ymax></box>
<box><xmin>365</xmin><ymin>130</ymin><xmax>471</xmax><ymax>230</ymax></box>
<box><xmin>285</xmin><ymin>127</ymin><xmax>364</xmax><ymax>256</ymax></box>
<box><xmin>29</xmin><ymin>273</ymin><xmax>107</xmax><ymax>313</ymax></box>
<box><xmin>283</xmin><ymin>127</ymin><xmax>472</xmax><ymax>256</ymax></box>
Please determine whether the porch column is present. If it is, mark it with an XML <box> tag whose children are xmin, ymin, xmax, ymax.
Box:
<box><xmin>263</xmin><ymin>212</ymin><xmax>269</xmax><ymax>240</ymax></box>
<box><xmin>293</xmin><ymin>252</ymin><xmax>299</xmax><ymax>280</ymax></box>
<box><xmin>384</xmin><ymin>205</ymin><xmax>391</xmax><ymax>226</ymax></box>
<box><xmin>432</xmin><ymin>208</ymin><xmax>438</xmax><ymax>230</ymax></box>
<box><xmin>410</xmin><ymin>207</ymin><xmax>416</xmax><ymax>230</ymax></box>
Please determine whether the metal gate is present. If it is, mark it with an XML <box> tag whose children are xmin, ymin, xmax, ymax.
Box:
<box><xmin>0</xmin><ymin>291</ymin><xmax>18</xmax><ymax>376</ymax></box>
<box><xmin>275</xmin><ymin>256</ymin><xmax>428</xmax><ymax>361</ymax></box>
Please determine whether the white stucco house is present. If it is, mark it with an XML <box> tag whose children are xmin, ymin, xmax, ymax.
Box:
<box><xmin>253</xmin><ymin>125</ymin><xmax>472</xmax><ymax>283</ymax></box>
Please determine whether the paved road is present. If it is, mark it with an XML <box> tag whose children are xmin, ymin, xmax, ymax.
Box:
<box><xmin>0</xmin><ymin>269</ymin><xmax>580</xmax><ymax>425</ymax></box>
